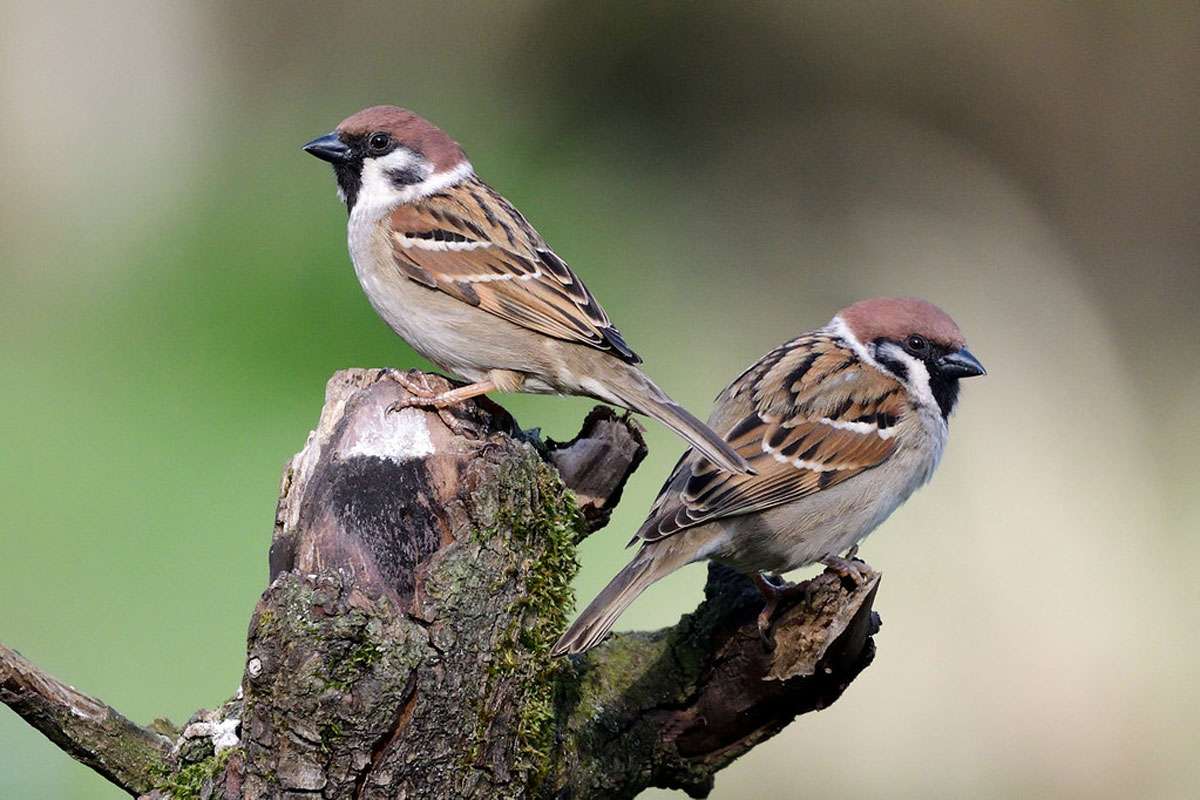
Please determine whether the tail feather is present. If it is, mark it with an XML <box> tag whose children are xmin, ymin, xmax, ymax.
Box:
<box><xmin>604</xmin><ymin>374</ymin><xmax>752</xmax><ymax>475</ymax></box>
<box><xmin>552</xmin><ymin>551</ymin><xmax>661</xmax><ymax>656</ymax></box>
<box><xmin>640</xmin><ymin>397</ymin><xmax>752</xmax><ymax>475</ymax></box>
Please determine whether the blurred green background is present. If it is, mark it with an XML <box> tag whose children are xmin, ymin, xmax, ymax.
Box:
<box><xmin>2</xmin><ymin>2</ymin><xmax>1198</xmax><ymax>797</ymax></box>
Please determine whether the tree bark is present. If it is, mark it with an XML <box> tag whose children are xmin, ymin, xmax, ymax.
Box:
<box><xmin>0</xmin><ymin>369</ymin><xmax>881</xmax><ymax>799</ymax></box>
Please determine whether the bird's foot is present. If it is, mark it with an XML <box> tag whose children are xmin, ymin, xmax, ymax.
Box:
<box><xmin>384</xmin><ymin>372</ymin><xmax>497</xmax><ymax>410</ymax></box>
<box><xmin>819</xmin><ymin>552</ymin><xmax>869</xmax><ymax>588</ymax></box>
<box><xmin>752</xmin><ymin>572</ymin><xmax>812</xmax><ymax>650</ymax></box>
<box><xmin>381</xmin><ymin>370</ymin><xmax>479</xmax><ymax>435</ymax></box>
<box><xmin>381</xmin><ymin>369</ymin><xmax>442</xmax><ymax>402</ymax></box>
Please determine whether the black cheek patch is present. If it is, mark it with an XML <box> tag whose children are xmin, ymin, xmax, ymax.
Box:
<box><xmin>386</xmin><ymin>166</ymin><xmax>426</xmax><ymax>186</ymax></box>
<box><xmin>874</xmin><ymin>351</ymin><xmax>909</xmax><ymax>384</ymax></box>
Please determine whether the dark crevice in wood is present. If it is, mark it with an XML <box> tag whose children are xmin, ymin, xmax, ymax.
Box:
<box><xmin>353</xmin><ymin>671</ymin><xmax>418</xmax><ymax>800</ymax></box>
<box><xmin>2</xmin><ymin>369</ymin><xmax>881</xmax><ymax>799</ymax></box>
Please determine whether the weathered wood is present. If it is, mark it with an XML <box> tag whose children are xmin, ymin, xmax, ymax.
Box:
<box><xmin>0</xmin><ymin>643</ymin><xmax>171</xmax><ymax>795</ymax></box>
<box><xmin>0</xmin><ymin>368</ymin><xmax>882</xmax><ymax>799</ymax></box>
<box><xmin>250</xmin><ymin>369</ymin><xmax>582</xmax><ymax>798</ymax></box>
<box><xmin>544</xmin><ymin>405</ymin><xmax>648</xmax><ymax>537</ymax></box>
<box><xmin>552</xmin><ymin>566</ymin><xmax>880</xmax><ymax>798</ymax></box>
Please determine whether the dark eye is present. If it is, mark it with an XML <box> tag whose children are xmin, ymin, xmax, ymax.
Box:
<box><xmin>367</xmin><ymin>132</ymin><xmax>391</xmax><ymax>153</ymax></box>
<box><xmin>905</xmin><ymin>334</ymin><xmax>929</xmax><ymax>354</ymax></box>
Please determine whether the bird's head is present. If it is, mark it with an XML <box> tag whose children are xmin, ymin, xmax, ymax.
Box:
<box><xmin>303</xmin><ymin>105</ymin><xmax>472</xmax><ymax>217</ymax></box>
<box><xmin>835</xmin><ymin>297</ymin><xmax>985</xmax><ymax>418</ymax></box>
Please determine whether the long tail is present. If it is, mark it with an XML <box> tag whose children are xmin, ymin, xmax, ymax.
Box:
<box><xmin>552</xmin><ymin>540</ymin><xmax>699</xmax><ymax>656</ymax></box>
<box><xmin>552</xmin><ymin>550</ymin><xmax>659</xmax><ymax>656</ymax></box>
<box><xmin>601</xmin><ymin>365</ymin><xmax>752</xmax><ymax>475</ymax></box>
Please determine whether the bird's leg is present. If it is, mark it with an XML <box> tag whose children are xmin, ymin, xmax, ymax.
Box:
<box><xmin>382</xmin><ymin>371</ymin><xmax>494</xmax><ymax>435</ymax></box>
<box><xmin>752</xmin><ymin>574</ymin><xmax>781</xmax><ymax>648</ymax></box>
<box><xmin>387</xmin><ymin>376</ymin><xmax>498</xmax><ymax>410</ymax></box>
<box><xmin>381</xmin><ymin>369</ymin><xmax>439</xmax><ymax>400</ymax></box>
<box><xmin>820</xmin><ymin>551</ymin><xmax>869</xmax><ymax>587</ymax></box>
<box><xmin>752</xmin><ymin>572</ymin><xmax>812</xmax><ymax>650</ymax></box>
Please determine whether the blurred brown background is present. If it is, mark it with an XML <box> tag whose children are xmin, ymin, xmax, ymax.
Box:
<box><xmin>2</xmin><ymin>2</ymin><xmax>1197</xmax><ymax>797</ymax></box>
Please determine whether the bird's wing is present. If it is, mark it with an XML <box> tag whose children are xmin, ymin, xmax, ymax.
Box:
<box><xmin>636</xmin><ymin>334</ymin><xmax>909</xmax><ymax>542</ymax></box>
<box><xmin>386</xmin><ymin>180</ymin><xmax>640</xmax><ymax>363</ymax></box>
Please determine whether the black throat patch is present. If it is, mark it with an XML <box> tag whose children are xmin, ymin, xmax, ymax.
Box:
<box><xmin>333</xmin><ymin>160</ymin><xmax>364</xmax><ymax>212</ymax></box>
<box><xmin>928</xmin><ymin>371</ymin><xmax>961</xmax><ymax>419</ymax></box>
<box><xmin>330</xmin><ymin>137</ymin><xmax>427</xmax><ymax>212</ymax></box>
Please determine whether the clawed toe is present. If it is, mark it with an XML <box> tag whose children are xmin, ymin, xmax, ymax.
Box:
<box><xmin>387</xmin><ymin>393</ymin><xmax>454</xmax><ymax>411</ymax></box>
<box><xmin>381</xmin><ymin>369</ymin><xmax>438</xmax><ymax>399</ymax></box>
<box><xmin>752</xmin><ymin>573</ymin><xmax>811</xmax><ymax>650</ymax></box>
<box><xmin>756</xmin><ymin>605</ymin><xmax>777</xmax><ymax>651</ymax></box>
<box><xmin>385</xmin><ymin>398</ymin><xmax>421</xmax><ymax>414</ymax></box>
<box><xmin>436</xmin><ymin>412</ymin><xmax>477</xmax><ymax>437</ymax></box>
<box><xmin>385</xmin><ymin>395</ymin><xmax>476</xmax><ymax>437</ymax></box>
<box><xmin>820</xmin><ymin>554</ymin><xmax>869</xmax><ymax>587</ymax></box>
<box><xmin>380</xmin><ymin>371</ymin><xmax>482</xmax><ymax>435</ymax></box>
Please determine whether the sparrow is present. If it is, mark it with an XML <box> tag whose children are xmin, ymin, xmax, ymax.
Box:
<box><xmin>302</xmin><ymin>106</ymin><xmax>750</xmax><ymax>474</ymax></box>
<box><xmin>552</xmin><ymin>297</ymin><xmax>985</xmax><ymax>655</ymax></box>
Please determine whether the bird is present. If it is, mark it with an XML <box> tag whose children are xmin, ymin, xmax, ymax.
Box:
<box><xmin>302</xmin><ymin>105</ymin><xmax>750</xmax><ymax>474</ymax></box>
<box><xmin>552</xmin><ymin>297</ymin><xmax>985</xmax><ymax>656</ymax></box>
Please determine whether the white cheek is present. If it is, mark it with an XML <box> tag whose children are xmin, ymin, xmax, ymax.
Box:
<box><xmin>373</xmin><ymin>148</ymin><xmax>424</xmax><ymax>175</ymax></box>
<box><xmin>350</xmin><ymin>155</ymin><xmax>474</xmax><ymax>224</ymax></box>
<box><xmin>877</xmin><ymin>343</ymin><xmax>936</xmax><ymax>410</ymax></box>
<box><xmin>353</xmin><ymin>150</ymin><xmax>426</xmax><ymax>221</ymax></box>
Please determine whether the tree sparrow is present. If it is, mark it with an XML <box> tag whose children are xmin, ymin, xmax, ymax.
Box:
<box><xmin>552</xmin><ymin>297</ymin><xmax>985</xmax><ymax>655</ymax></box>
<box><xmin>303</xmin><ymin>106</ymin><xmax>749</xmax><ymax>474</ymax></box>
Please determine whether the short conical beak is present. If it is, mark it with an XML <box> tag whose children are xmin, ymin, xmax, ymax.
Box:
<box><xmin>936</xmin><ymin>347</ymin><xmax>986</xmax><ymax>378</ymax></box>
<box><xmin>303</xmin><ymin>133</ymin><xmax>352</xmax><ymax>164</ymax></box>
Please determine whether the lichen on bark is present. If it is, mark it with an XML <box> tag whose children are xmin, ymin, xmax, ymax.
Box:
<box><xmin>471</xmin><ymin>456</ymin><xmax>584</xmax><ymax>785</ymax></box>
<box><xmin>1</xmin><ymin>370</ymin><xmax>882</xmax><ymax>800</ymax></box>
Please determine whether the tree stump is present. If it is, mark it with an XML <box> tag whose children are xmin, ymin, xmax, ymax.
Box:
<box><xmin>0</xmin><ymin>369</ymin><xmax>882</xmax><ymax>799</ymax></box>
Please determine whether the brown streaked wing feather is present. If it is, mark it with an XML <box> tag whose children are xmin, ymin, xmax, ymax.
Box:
<box><xmin>637</xmin><ymin>335</ymin><xmax>909</xmax><ymax>542</ymax></box>
<box><xmin>387</xmin><ymin>181</ymin><xmax>640</xmax><ymax>363</ymax></box>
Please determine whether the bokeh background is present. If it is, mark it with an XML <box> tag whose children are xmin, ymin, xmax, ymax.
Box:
<box><xmin>2</xmin><ymin>2</ymin><xmax>1198</xmax><ymax>797</ymax></box>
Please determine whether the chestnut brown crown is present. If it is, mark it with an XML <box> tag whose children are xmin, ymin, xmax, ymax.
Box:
<box><xmin>336</xmin><ymin>105</ymin><xmax>467</xmax><ymax>172</ymax></box>
<box><xmin>838</xmin><ymin>297</ymin><xmax>966</xmax><ymax>350</ymax></box>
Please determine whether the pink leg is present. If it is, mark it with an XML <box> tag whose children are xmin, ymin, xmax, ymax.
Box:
<box><xmin>381</xmin><ymin>372</ymin><xmax>495</xmax><ymax>435</ymax></box>
<box><xmin>387</xmin><ymin>378</ymin><xmax>497</xmax><ymax>410</ymax></box>
<box><xmin>752</xmin><ymin>573</ymin><xmax>811</xmax><ymax>649</ymax></box>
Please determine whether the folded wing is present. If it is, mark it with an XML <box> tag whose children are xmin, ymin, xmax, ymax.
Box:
<box><xmin>388</xmin><ymin>181</ymin><xmax>640</xmax><ymax>363</ymax></box>
<box><xmin>636</xmin><ymin>334</ymin><xmax>908</xmax><ymax>542</ymax></box>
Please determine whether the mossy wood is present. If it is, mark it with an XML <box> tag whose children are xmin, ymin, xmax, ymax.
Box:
<box><xmin>0</xmin><ymin>369</ymin><xmax>881</xmax><ymax>799</ymax></box>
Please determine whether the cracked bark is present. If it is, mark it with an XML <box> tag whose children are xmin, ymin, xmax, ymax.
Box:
<box><xmin>0</xmin><ymin>369</ymin><xmax>881</xmax><ymax>799</ymax></box>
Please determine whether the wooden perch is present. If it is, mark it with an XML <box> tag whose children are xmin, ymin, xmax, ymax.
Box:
<box><xmin>0</xmin><ymin>643</ymin><xmax>171</xmax><ymax>794</ymax></box>
<box><xmin>0</xmin><ymin>369</ymin><xmax>881</xmax><ymax>799</ymax></box>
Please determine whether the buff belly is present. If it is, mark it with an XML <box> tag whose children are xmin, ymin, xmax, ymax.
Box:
<box><xmin>347</xmin><ymin>220</ymin><xmax>579</xmax><ymax>395</ymax></box>
<box><xmin>709</xmin><ymin>426</ymin><xmax>945</xmax><ymax>575</ymax></box>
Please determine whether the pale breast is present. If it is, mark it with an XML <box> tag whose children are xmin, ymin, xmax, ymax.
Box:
<box><xmin>344</xmin><ymin>216</ymin><xmax>587</xmax><ymax>390</ymax></box>
<box><xmin>716</xmin><ymin>407</ymin><xmax>947</xmax><ymax>574</ymax></box>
